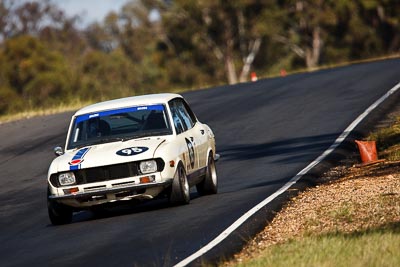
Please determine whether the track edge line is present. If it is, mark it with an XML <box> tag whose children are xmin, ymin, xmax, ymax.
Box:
<box><xmin>174</xmin><ymin>81</ymin><xmax>400</xmax><ymax>267</ymax></box>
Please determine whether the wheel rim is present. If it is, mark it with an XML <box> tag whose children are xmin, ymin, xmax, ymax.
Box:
<box><xmin>180</xmin><ymin>168</ymin><xmax>189</xmax><ymax>196</ymax></box>
<box><xmin>209</xmin><ymin>157</ymin><xmax>217</xmax><ymax>186</ymax></box>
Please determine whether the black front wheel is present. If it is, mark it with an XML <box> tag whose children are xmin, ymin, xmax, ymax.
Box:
<box><xmin>47</xmin><ymin>188</ymin><xmax>73</xmax><ymax>225</ymax></box>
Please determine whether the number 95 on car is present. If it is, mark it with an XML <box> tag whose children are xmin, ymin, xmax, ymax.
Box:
<box><xmin>47</xmin><ymin>93</ymin><xmax>219</xmax><ymax>225</ymax></box>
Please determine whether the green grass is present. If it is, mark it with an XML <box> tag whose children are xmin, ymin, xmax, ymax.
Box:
<box><xmin>238</xmin><ymin>223</ymin><xmax>400</xmax><ymax>267</ymax></box>
<box><xmin>367</xmin><ymin>116</ymin><xmax>400</xmax><ymax>161</ymax></box>
<box><xmin>329</xmin><ymin>203</ymin><xmax>355</xmax><ymax>224</ymax></box>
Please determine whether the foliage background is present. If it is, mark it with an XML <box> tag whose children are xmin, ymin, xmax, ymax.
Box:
<box><xmin>0</xmin><ymin>0</ymin><xmax>399</xmax><ymax>115</ymax></box>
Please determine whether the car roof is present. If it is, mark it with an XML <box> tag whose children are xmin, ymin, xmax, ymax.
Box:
<box><xmin>74</xmin><ymin>93</ymin><xmax>182</xmax><ymax>116</ymax></box>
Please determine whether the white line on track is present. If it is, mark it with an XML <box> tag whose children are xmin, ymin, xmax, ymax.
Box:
<box><xmin>174</xmin><ymin>81</ymin><xmax>400</xmax><ymax>267</ymax></box>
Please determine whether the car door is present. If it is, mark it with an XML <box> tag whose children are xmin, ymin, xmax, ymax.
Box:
<box><xmin>182</xmin><ymin>101</ymin><xmax>209</xmax><ymax>170</ymax></box>
<box><xmin>169</xmin><ymin>99</ymin><xmax>199</xmax><ymax>175</ymax></box>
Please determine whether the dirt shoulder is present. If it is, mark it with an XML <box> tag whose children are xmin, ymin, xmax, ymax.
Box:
<box><xmin>224</xmin><ymin>161</ymin><xmax>400</xmax><ymax>265</ymax></box>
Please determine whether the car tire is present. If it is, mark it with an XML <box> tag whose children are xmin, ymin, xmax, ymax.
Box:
<box><xmin>169</xmin><ymin>163</ymin><xmax>190</xmax><ymax>205</ymax></box>
<box><xmin>47</xmin><ymin>188</ymin><xmax>73</xmax><ymax>225</ymax></box>
<box><xmin>197</xmin><ymin>153</ymin><xmax>218</xmax><ymax>196</ymax></box>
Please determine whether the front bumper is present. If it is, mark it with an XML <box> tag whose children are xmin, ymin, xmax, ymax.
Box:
<box><xmin>49</xmin><ymin>180</ymin><xmax>172</xmax><ymax>200</ymax></box>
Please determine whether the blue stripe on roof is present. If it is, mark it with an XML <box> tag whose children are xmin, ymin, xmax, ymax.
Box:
<box><xmin>76</xmin><ymin>104</ymin><xmax>165</xmax><ymax>123</ymax></box>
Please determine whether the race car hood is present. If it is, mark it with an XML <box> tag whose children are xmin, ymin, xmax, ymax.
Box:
<box><xmin>51</xmin><ymin>137</ymin><xmax>166</xmax><ymax>173</ymax></box>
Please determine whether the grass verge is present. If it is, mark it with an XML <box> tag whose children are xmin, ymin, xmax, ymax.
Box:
<box><xmin>368</xmin><ymin>116</ymin><xmax>400</xmax><ymax>161</ymax></box>
<box><xmin>239</xmin><ymin>224</ymin><xmax>400</xmax><ymax>267</ymax></box>
<box><xmin>0</xmin><ymin>100</ymin><xmax>93</xmax><ymax>124</ymax></box>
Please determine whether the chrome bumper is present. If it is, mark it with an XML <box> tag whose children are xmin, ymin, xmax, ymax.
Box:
<box><xmin>49</xmin><ymin>180</ymin><xmax>172</xmax><ymax>200</ymax></box>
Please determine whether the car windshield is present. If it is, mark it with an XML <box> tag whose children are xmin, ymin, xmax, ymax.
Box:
<box><xmin>67</xmin><ymin>104</ymin><xmax>172</xmax><ymax>150</ymax></box>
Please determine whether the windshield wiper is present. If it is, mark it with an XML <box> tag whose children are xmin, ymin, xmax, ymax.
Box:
<box><xmin>73</xmin><ymin>137</ymin><xmax>124</xmax><ymax>149</ymax></box>
<box><xmin>73</xmin><ymin>131</ymin><xmax>171</xmax><ymax>149</ymax></box>
<box><xmin>122</xmin><ymin>131</ymin><xmax>171</xmax><ymax>142</ymax></box>
<box><xmin>99</xmin><ymin>137</ymin><xmax>124</xmax><ymax>143</ymax></box>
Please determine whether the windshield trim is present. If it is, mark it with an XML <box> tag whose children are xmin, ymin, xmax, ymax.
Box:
<box><xmin>75</xmin><ymin>104</ymin><xmax>165</xmax><ymax>124</ymax></box>
<box><xmin>66</xmin><ymin>103</ymin><xmax>172</xmax><ymax>150</ymax></box>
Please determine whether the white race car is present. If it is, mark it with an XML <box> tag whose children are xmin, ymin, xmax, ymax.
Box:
<box><xmin>47</xmin><ymin>93</ymin><xmax>218</xmax><ymax>225</ymax></box>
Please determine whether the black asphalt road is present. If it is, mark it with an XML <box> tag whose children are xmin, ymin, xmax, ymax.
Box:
<box><xmin>0</xmin><ymin>59</ymin><xmax>399</xmax><ymax>267</ymax></box>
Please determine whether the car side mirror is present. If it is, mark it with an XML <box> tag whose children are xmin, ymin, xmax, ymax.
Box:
<box><xmin>54</xmin><ymin>146</ymin><xmax>64</xmax><ymax>157</ymax></box>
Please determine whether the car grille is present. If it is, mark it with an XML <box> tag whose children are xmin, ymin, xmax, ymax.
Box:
<box><xmin>50</xmin><ymin>159</ymin><xmax>165</xmax><ymax>188</ymax></box>
<box><xmin>75</xmin><ymin>162</ymin><xmax>140</xmax><ymax>184</ymax></box>
<box><xmin>50</xmin><ymin>162</ymin><xmax>140</xmax><ymax>187</ymax></box>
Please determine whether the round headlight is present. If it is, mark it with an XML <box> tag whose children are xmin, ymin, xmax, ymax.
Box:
<box><xmin>58</xmin><ymin>172</ymin><xmax>76</xmax><ymax>186</ymax></box>
<box><xmin>140</xmin><ymin>160</ymin><xmax>157</xmax><ymax>174</ymax></box>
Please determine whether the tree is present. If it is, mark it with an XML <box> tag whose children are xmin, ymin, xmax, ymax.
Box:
<box><xmin>79</xmin><ymin>49</ymin><xmax>139</xmax><ymax>100</ymax></box>
<box><xmin>1</xmin><ymin>35</ymin><xmax>70</xmax><ymax>107</ymax></box>
<box><xmin>162</xmin><ymin>0</ymin><xmax>273</xmax><ymax>84</ymax></box>
<box><xmin>5</xmin><ymin>0</ymin><xmax>66</xmax><ymax>37</ymax></box>
<box><xmin>271</xmin><ymin>0</ymin><xmax>340</xmax><ymax>69</ymax></box>
<box><xmin>358</xmin><ymin>0</ymin><xmax>400</xmax><ymax>53</ymax></box>
<box><xmin>0</xmin><ymin>1</ymin><xmax>10</xmax><ymax>41</ymax></box>
<box><xmin>0</xmin><ymin>49</ymin><xmax>22</xmax><ymax>113</ymax></box>
<box><xmin>85</xmin><ymin>12</ymin><xmax>121</xmax><ymax>53</ymax></box>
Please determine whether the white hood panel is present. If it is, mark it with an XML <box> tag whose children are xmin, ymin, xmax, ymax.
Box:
<box><xmin>54</xmin><ymin>138</ymin><xmax>166</xmax><ymax>173</ymax></box>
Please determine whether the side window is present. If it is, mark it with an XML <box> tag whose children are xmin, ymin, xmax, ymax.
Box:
<box><xmin>170</xmin><ymin>104</ymin><xmax>185</xmax><ymax>134</ymax></box>
<box><xmin>169</xmin><ymin>99</ymin><xmax>194</xmax><ymax>134</ymax></box>
<box><xmin>182</xmin><ymin>101</ymin><xmax>197</xmax><ymax>124</ymax></box>
<box><xmin>177</xmin><ymin>102</ymin><xmax>194</xmax><ymax>130</ymax></box>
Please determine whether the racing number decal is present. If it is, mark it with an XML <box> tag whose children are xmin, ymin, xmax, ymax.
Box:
<box><xmin>185</xmin><ymin>138</ymin><xmax>195</xmax><ymax>169</ymax></box>
<box><xmin>116</xmin><ymin>147</ymin><xmax>149</xmax><ymax>156</ymax></box>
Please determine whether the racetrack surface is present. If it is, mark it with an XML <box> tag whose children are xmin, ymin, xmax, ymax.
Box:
<box><xmin>0</xmin><ymin>59</ymin><xmax>399</xmax><ymax>266</ymax></box>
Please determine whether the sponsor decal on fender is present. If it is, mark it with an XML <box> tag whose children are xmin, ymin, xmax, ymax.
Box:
<box><xmin>69</xmin><ymin>147</ymin><xmax>91</xmax><ymax>170</ymax></box>
<box><xmin>69</xmin><ymin>159</ymin><xmax>83</xmax><ymax>165</ymax></box>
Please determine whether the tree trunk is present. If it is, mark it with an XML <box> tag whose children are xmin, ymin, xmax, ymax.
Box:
<box><xmin>306</xmin><ymin>26</ymin><xmax>322</xmax><ymax>69</ymax></box>
<box><xmin>225</xmin><ymin>53</ymin><xmax>237</xmax><ymax>85</ymax></box>
<box><xmin>239</xmin><ymin>38</ymin><xmax>262</xmax><ymax>82</ymax></box>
